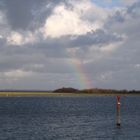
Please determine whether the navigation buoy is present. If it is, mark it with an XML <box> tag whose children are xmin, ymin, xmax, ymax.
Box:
<box><xmin>116</xmin><ymin>96</ymin><xmax>121</xmax><ymax>126</ymax></box>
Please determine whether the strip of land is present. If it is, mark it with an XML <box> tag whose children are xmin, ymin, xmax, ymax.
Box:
<box><xmin>0</xmin><ymin>92</ymin><xmax>139</xmax><ymax>97</ymax></box>
<box><xmin>0</xmin><ymin>87</ymin><xmax>139</xmax><ymax>97</ymax></box>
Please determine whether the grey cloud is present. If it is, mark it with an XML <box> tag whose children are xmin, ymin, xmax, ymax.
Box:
<box><xmin>104</xmin><ymin>1</ymin><xmax>140</xmax><ymax>41</ymax></box>
<box><xmin>0</xmin><ymin>26</ymin><xmax>123</xmax><ymax>75</ymax></box>
<box><xmin>83</xmin><ymin>32</ymin><xmax>140</xmax><ymax>90</ymax></box>
<box><xmin>0</xmin><ymin>0</ymin><xmax>140</xmax><ymax>90</ymax></box>
<box><xmin>111</xmin><ymin>11</ymin><xmax>125</xmax><ymax>23</ymax></box>
<box><xmin>2</xmin><ymin>0</ymin><xmax>65</xmax><ymax>30</ymax></box>
<box><xmin>69</xmin><ymin>29</ymin><xmax>123</xmax><ymax>47</ymax></box>
<box><xmin>104</xmin><ymin>11</ymin><xmax>126</xmax><ymax>30</ymax></box>
<box><xmin>82</xmin><ymin>2</ymin><xmax>140</xmax><ymax>89</ymax></box>
<box><xmin>0</xmin><ymin>37</ymin><xmax>6</xmax><ymax>47</ymax></box>
<box><xmin>127</xmin><ymin>1</ymin><xmax>140</xmax><ymax>17</ymax></box>
<box><xmin>96</xmin><ymin>67</ymin><xmax>140</xmax><ymax>90</ymax></box>
<box><xmin>0</xmin><ymin>72</ymin><xmax>82</xmax><ymax>90</ymax></box>
<box><xmin>105</xmin><ymin>1</ymin><xmax>140</xmax><ymax>28</ymax></box>
<box><xmin>37</xmin><ymin>29</ymin><xmax>123</xmax><ymax>50</ymax></box>
<box><xmin>4</xmin><ymin>0</ymin><xmax>34</xmax><ymax>30</ymax></box>
<box><xmin>0</xmin><ymin>42</ymin><xmax>73</xmax><ymax>74</ymax></box>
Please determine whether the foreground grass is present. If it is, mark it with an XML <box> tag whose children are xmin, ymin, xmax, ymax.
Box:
<box><xmin>0</xmin><ymin>92</ymin><xmax>139</xmax><ymax>97</ymax></box>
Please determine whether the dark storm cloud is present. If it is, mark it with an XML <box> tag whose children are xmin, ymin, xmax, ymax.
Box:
<box><xmin>2</xmin><ymin>0</ymin><xmax>65</xmax><ymax>30</ymax></box>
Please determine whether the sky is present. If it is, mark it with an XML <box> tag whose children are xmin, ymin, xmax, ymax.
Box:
<box><xmin>0</xmin><ymin>0</ymin><xmax>140</xmax><ymax>90</ymax></box>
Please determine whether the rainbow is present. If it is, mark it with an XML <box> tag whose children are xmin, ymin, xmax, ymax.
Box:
<box><xmin>72</xmin><ymin>58</ymin><xmax>92</xmax><ymax>89</ymax></box>
<box><xmin>67</xmin><ymin>47</ymin><xmax>93</xmax><ymax>89</ymax></box>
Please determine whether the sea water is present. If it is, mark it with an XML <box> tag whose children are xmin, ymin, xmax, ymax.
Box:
<box><xmin>0</xmin><ymin>96</ymin><xmax>140</xmax><ymax>140</ymax></box>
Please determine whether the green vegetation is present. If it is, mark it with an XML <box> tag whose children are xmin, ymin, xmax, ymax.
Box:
<box><xmin>0</xmin><ymin>87</ymin><xmax>139</xmax><ymax>97</ymax></box>
<box><xmin>0</xmin><ymin>91</ymin><xmax>108</xmax><ymax>97</ymax></box>
<box><xmin>53</xmin><ymin>87</ymin><xmax>140</xmax><ymax>95</ymax></box>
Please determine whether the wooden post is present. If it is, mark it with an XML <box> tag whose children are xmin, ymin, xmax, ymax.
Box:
<box><xmin>116</xmin><ymin>96</ymin><xmax>121</xmax><ymax>126</ymax></box>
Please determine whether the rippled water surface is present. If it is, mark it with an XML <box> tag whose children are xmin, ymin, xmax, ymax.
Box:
<box><xmin>0</xmin><ymin>96</ymin><xmax>140</xmax><ymax>140</ymax></box>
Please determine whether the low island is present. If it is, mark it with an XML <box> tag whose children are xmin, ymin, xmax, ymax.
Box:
<box><xmin>0</xmin><ymin>87</ymin><xmax>139</xmax><ymax>97</ymax></box>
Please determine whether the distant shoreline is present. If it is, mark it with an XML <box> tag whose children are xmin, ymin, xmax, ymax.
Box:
<box><xmin>0</xmin><ymin>92</ymin><xmax>140</xmax><ymax>97</ymax></box>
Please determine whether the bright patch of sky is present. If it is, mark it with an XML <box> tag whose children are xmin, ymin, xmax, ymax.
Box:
<box><xmin>91</xmin><ymin>0</ymin><xmax>129</xmax><ymax>8</ymax></box>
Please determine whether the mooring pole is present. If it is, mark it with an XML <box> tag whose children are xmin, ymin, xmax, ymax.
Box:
<box><xmin>116</xmin><ymin>96</ymin><xmax>121</xmax><ymax>126</ymax></box>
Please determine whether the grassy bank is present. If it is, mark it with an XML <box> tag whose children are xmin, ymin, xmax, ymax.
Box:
<box><xmin>0</xmin><ymin>92</ymin><xmax>139</xmax><ymax>97</ymax></box>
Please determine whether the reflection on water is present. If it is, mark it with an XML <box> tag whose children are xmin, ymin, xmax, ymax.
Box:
<box><xmin>0</xmin><ymin>96</ymin><xmax>139</xmax><ymax>139</ymax></box>
<box><xmin>112</xmin><ymin>126</ymin><xmax>123</xmax><ymax>140</ymax></box>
